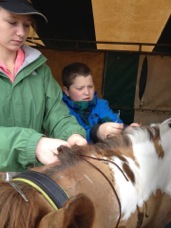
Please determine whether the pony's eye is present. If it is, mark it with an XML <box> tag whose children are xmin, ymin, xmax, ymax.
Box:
<box><xmin>169</xmin><ymin>122</ymin><xmax>171</xmax><ymax>128</ymax></box>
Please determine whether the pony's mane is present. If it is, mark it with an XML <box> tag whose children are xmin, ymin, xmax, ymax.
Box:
<box><xmin>124</xmin><ymin>125</ymin><xmax>160</xmax><ymax>142</ymax></box>
<box><xmin>44</xmin><ymin>132</ymin><xmax>134</xmax><ymax>176</ymax></box>
<box><xmin>43</xmin><ymin>125</ymin><xmax>162</xmax><ymax>178</ymax></box>
<box><xmin>45</xmin><ymin>126</ymin><xmax>163</xmax><ymax>179</ymax></box>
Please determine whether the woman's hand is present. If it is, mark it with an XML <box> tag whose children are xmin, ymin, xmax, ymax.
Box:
<box><xmin>35</xmin><ymin>137</ymin><xmax>70</xmax><ymax>164</ymax></box>
<box><xmin>67</xmin><ymin>134</ymin><xmax>87</xmax><ymax>146</ymax></box>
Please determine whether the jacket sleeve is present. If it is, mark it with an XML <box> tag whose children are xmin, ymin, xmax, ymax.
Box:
<box><xmin>40</xmin><ymin>64</ymin><xmax>86</xmax><ymax>140</ymax></box>
<box><xmin>96</xmin><ymin>99</ymin><xmax>123</xmax><ymax>123</ymax></box>
<box><xmin>88</xmin><ymin>99</ymin><xmax>123</xmax><ymax>143</ymax></box>
<box><xmin>0</xmin><ymin>126</ymin><xmax>43</xmax><ymax>172</ymax></box>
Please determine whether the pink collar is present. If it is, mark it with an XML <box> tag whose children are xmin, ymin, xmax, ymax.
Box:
<box><xmin>0</xmin><ymin>48</ymin><xmax>25</xmax><ymax>83</ymax></box>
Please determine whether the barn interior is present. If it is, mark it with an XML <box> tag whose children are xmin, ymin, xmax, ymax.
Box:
<box><xmin>28</xmin><ymin>0</ymin><xmax>171</xmax><ymax>125</ymax></box>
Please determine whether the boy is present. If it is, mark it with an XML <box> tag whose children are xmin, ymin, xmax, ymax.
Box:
<box><xmin>62</xmin><ymin>62</ymin><xmax>124</xmax><ymax>143</ymax></box>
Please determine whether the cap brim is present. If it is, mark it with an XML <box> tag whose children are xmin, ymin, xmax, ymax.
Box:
<box><xmin>0</xmin><ymin>2</ymin><xmax>48</xmax><ymax>23</ymax></box>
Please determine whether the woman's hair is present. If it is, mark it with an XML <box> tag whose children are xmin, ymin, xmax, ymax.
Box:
<box><xmin>62</xmin><ymin>62</ymin><xmax>91</xmax><ymax>89</ymax></box>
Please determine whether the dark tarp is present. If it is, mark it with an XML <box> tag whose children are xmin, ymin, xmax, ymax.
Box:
<box><xmin>32</xmin><ymin>0</ymin><xmax>96</xmax><ymax>49</ymax></box>
<box><xmin>103</xmin><ymin>52</ymin><xmax>139</xmax><ymax>124</ymax></box>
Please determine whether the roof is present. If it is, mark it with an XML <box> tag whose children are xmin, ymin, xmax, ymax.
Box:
<box><xmin>29</xmin><ymin>0</ymin><xmax>171</xmax><ymax>54</ymax></box>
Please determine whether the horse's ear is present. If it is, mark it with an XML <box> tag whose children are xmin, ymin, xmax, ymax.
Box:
<box><xmin>38</xmin><ymin>193</ymin><xmax>95</xmax><ymax>228</ymax></box>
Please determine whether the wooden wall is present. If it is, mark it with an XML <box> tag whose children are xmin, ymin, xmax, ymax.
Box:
<box><xmin>39</xmin><ymin>48</ymin><xmax>105</xmax><ymax>97</ymax></box>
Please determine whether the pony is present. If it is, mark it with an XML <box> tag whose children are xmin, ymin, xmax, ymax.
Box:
<box><xmin>0</xmin><ymin>118</ymin><xmax>171</xmax><ymax>227</ymax></box>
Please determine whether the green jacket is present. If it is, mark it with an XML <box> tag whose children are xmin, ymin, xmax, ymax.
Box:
<box><xmin>0</xmin><ymin>45</ymin><xmax>86</xmax><ymax>172</ymax></box>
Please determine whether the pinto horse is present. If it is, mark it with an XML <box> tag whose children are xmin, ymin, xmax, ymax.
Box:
<box><xmin>1</xmin><ymin>118</ymin><xmax>171</xmax><ymax>228</ymax></box>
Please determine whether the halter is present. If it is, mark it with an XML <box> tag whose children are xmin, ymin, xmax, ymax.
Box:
<box><xmin>8</xmin><ymin>155</ymin><xmax>143</xmax><ymax>227</ymax></box>
<box><xmin>12</xmin><ymin>170</ymin><xmax>69</xmax><ymax>210</ymax></box>
<box><xmin>8</xmin><ymin>157</ymin><xmax>126</xmax><ymax>227</ymax></box>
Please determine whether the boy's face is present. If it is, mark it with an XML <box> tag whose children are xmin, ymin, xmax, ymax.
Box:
<box><xmin>63</xmin><ymin>74</ymin><xmax>95</xmax><ymax>102</ymax></box>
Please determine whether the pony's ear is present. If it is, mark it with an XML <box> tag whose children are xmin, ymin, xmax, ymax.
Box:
<box><xmin>38</xmin><ymin>193</ymin><xmax>95</xmax><ymax>228</ymax></box>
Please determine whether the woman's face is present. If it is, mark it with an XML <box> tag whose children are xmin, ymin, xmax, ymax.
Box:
<box><xmin>0</xmin><ymin>7</ymin><xmax>32</xmax><ymax>52</ymax></box>
<box><xmin>64</xmin><ymin>75</ymin><xmax>95</xmax><ymax>102</ymax></box>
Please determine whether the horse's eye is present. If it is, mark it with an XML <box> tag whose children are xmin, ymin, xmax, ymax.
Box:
<box><xmin>169</xmin><ymin>123</ymin><xmax>171</xmax><ymax>128</ymax></box>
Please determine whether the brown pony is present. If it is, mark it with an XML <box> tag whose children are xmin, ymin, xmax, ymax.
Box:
<box><xmin>1</xmin><ymin>118</ymin><xmax>171</xmax><ymax>228</ymax></box>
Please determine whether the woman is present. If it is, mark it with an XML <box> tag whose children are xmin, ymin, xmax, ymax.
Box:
<box><xmin>0</xmin><ymin>0</ymin><xmax>87</xmax><ymax>173</ymax></box>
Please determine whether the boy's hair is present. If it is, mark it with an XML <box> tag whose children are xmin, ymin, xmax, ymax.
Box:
<box><xmin>62</xmin><ymin>62</ymin><xmax>91</xmax><ymax>89</ymax></box>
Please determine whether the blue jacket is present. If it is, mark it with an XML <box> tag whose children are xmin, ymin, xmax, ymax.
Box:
<box><xmin>63</xmin><ymin>92</ymin><xmax>123</xmax><ymax>142</ymax></box>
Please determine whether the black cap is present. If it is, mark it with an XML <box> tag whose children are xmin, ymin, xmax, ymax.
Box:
<box><xmin>0</xmin><ymin>0</ymin><xmax>48</xmax><ymax>22</ymax></box>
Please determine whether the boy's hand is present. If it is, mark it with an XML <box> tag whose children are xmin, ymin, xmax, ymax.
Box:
<box><xmin>97</xmin><ymin>122</ymin><xmax>124</xmax><ymax>140</ymax></box>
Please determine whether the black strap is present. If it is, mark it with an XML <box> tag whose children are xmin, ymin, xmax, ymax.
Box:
<box><xmin>15</xmin><ymin>170</ymin><xmax>68</xmax><ymax>208</ymax></box>
<box><xmin>139</xmin><ymin>56</ymin><xmax>148</xmax><ymax>101</ymax></box>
